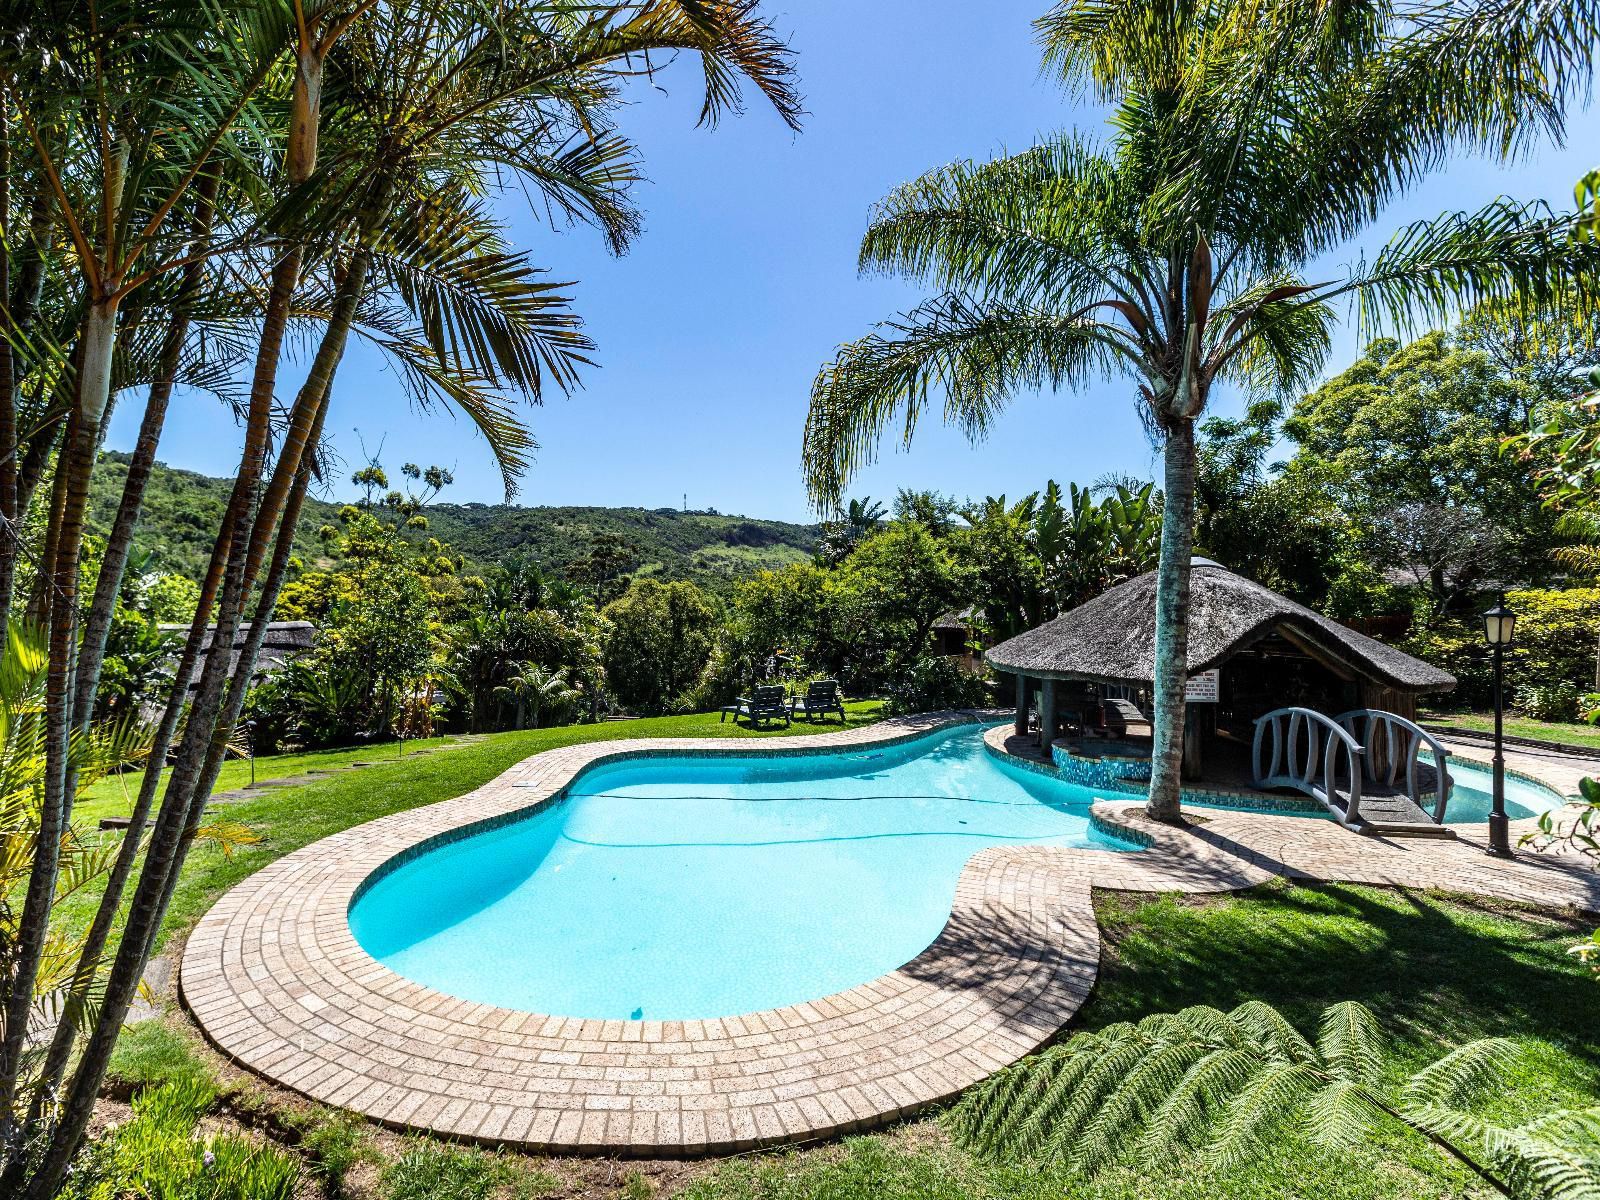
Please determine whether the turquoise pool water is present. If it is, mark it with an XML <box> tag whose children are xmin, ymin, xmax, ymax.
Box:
<box><xmin>1182</xmin><ymin>754</ymin><xmax>1565</xmax><ymax>823</ymax></box>
<box><xmin>349</xmin><ymin>724</ymin><xmax>1137</xmax><ymax>1021</ymax></box>
<box><xmin>1437</xmin><ymin>757</ymin><xmax>1566</xmax><ymax>823</ymax></box>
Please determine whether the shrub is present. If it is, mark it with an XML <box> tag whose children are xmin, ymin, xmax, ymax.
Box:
<box><xmin>884</xmin><ymin>656</ymin><xmax>991</xmax><ymax>715</ymax></box>
<box><xmin>1505</xmin><ymin>586</ymin><xmax>1600</xmax><ymax>695</ymax></box>
<box><xmin>1399</xmin><ymin>618</ymin><xmax>1493</xmax><ymax>708</ymax></box>
<box><xmin>1515</xmin><ymin>680</ymin><xmax>1582</xmax><ymax>722</ymax></box>
<box><xmin>1403</xmin><ymin>587</ymin><xmax>1600</xmax><ymax>711</ymax></box>
<box><xmin>241</xmin><ymin>677</ymin><xmax>296</xmax><ymax>756</ymax></box>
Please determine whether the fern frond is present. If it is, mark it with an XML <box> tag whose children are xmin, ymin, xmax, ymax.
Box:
<box><xmin>1140</xmin><ymin>1047</ymin><xmax>1262</xmax><ymax>1156</ymax></box>
<box><xmin>1399</xmin><ymin>1038</ymin><xmax>1519</xmax><ymax>1111</ymax></box>
<box><xmin>1229</xmin><ymin>1000</ymin><xmax>1316</xmax><ymax>1063</ymax></box>
<box><xmin>1303</xmin><ymin>1079</ymin><xmax>1384</xmax><ymax>1150</ymax></box>
<box><xmin>1073</xmin><ymin>1038</ymin><xmax>1213</xmax><ymax>1173</ymax></box>
<box><xmin>1207</xmin><ymin>1061</ymin><xmax>1323</xmax><ymax>1169</ymax></box>
<box><xmin>1409</xmin><ymin>1104</ymin><xmax>1600</xmax><ymax>1200</ymax></box>
<box><xmin>1317</xmin><ymin>1001</ymin><xmax>1386</xmax><ymax>1085</ymax></box>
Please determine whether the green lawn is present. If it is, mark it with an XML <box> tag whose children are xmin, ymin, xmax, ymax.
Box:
<box><xmin>65</xmin><ymin>702</ymin><xmax>886</xmax><ymax>950</ymax></box>
<box><xmin>74</xmin><ymin>734</ymin><xmax>466</xmax><ymax>828</ymax></box>
<box><xmin>683</xmin><ymin>884</ymin><xmax>1599</xmax><ymax>1200</ymax></box>
<box><xmin>1422</xmin><ymin>710</ymin><xmax>1600</xmax><ymax>752</ymax></box>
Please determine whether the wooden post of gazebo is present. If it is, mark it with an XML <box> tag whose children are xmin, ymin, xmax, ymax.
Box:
<box><xmin>1014</xmin><ymin>674</ymin><xmax>1029</xmax><ymax>737</ymax></box>
<box><xmin>1039</xmin><ymin>677</ymin><xmax>1057</xmax><ymax>753</ymax></box>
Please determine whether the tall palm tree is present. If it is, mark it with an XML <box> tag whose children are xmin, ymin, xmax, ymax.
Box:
<box><xmin>1</xmin><ymin>5</ymin><xmax>802</xmax><ymax>1195</ymax></box>
<box><xmin>803</xmin><ymin>0</ymin><xmax>1600</xmax><ymax>822</ymax></box>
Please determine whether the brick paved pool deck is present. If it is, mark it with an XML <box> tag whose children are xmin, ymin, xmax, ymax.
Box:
<box><xmin>180</xmin><ymin>714</ymin><xmax>1600</xmax><ymax>1157</ymax></box>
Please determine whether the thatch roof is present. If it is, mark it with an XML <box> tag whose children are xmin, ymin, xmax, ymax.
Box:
<box><xmin>160</xmin><ymin>621</ymin><xmax>315</xmax><ymax>688</ymax></box>
<box><xmin>932</xmin><ymin>606</ymin><xmax>979</xmax><ymax>632</ymax></box>
<box><xmin>985</xmin><ymin>560</ymin><xmax>1454</xmax><ymax>694</ymax></box>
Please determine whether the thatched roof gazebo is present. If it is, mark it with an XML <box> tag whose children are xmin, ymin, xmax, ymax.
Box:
<box><xmin>985</xmin><ymin>559</ymin><xmax>1453</xmax><ymax>779</ymax></box>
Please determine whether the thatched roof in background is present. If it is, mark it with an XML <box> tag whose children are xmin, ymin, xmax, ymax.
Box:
<box><xmin>160</xmin><ymin>621</ymin><xmax>315</xmax><ymax>689</ymax></box>
<box><xmin>984</xmin><ymin>560</ymin><xmax>1454</xmax><ymax>694</ymax></box>
<box><xmin>932</xmin><ymin>606</ymin><xmax>979</xmax><ymax>632</ymax></box>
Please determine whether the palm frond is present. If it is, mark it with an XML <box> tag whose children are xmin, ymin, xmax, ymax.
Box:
<box><xmin>1346</xmin><ymin>200</ymin><xmax>1600</xmax><ymax>338</ymax></box>
<box><xmin>804</xmin><ymin>294</ymin><xmax>1116</xmax><ymax>510</ymax></box>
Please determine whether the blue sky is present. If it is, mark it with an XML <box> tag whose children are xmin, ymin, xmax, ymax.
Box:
<box><xmin>107</xmin><ymin>1</ymin><xmax>1599</xmax><ymax>522</ymax></box>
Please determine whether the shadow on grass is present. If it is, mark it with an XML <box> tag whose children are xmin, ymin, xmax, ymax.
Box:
<box><xmin>1084</xmin><ymin>881</ymin><xmax>1599</xmax><ymax>1083</ymax></box>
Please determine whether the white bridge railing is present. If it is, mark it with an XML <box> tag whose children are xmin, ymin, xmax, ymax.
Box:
<box><xmin>1335</xmin><ymin>709</ymin><xmax>1454</xmax><ymax>822</ymax></box>
<box><xmin>1251</xmin><ymin>707</ymin><xmax>1366</xmax><ymax>823</ymax></box>
<box><xmin>1251</xmin><ymin>707</ymin><xmax>1454</xmax><ymax>825</ymax></box>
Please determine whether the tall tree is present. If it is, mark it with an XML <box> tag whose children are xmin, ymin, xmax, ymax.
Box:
<box><xmin>802</xmin><ymin>0</ymin><xmax>1599</xmax><ymax>822</ymax></box>
<box><xmin>0</xmin><ymin>4</ymin><xmax>801</xmax><ymax>1194</ymax></box>
<box><xmin>1285</xmin><ymin>323</ymin><xmax>1592</xmax><ymax>601</ymax></box>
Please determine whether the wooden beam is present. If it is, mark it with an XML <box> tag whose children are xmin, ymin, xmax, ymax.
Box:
<box><xmin>1274</xmin><ymin>625</ymin><xmax>1361</xmax><ymax>683</ymax></box>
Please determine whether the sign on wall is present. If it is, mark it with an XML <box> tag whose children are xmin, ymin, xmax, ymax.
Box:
<box><xmin>1184</xmin><ymin>668</ymin><xmax>1220</xmax><ymax>703</ymax></box>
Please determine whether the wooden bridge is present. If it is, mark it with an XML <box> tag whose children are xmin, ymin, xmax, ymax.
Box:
<box><xmin>1251</xmin><ymin>707</ymin><xmax>1457</xmax><ymax>838</ymax></box>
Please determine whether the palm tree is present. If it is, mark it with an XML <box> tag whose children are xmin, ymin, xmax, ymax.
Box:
<box><xmin>2</xmin><ymin>4</ymin><xmax>802</xmax><ymax>1193</ymax></box>
<box><xmin>496</xmin><ymin>663</ymin><xmax>581</xmax><ymax>729</ymax></box>
<box><xmin>820</xmin><ymin>495</ymin><xmax>889</xmax><ymax>563</ymax></box>
<box><xmin>804</xmin><ymin>0</ymin><xmax>1600</xmax><ymax>822</ymax></box>
<box><xmin>953</xmin><ymin>999</ymin><xmax>1600</xmax><ymax>1199</ymax></box>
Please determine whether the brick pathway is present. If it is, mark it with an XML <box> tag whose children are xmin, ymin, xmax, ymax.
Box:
<box><xmin>180</xmin><ymin>715</ymin><xmax>1600</xmax><ymax>1158</ymax></box>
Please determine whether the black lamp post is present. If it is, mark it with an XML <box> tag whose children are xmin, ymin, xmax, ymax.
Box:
<box><xmin>1481</xmin><ymin>594</ymin><xmax>1517</xmax><ymax>857</ymax></box>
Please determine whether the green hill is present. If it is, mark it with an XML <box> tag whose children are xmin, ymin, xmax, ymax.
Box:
<box><xmin>88</xmin><ymin>452</ymin><xmax>820</xmax><ymax>594</ymax></box>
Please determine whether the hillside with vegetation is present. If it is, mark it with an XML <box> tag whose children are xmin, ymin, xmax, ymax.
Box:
<box><xmin>87</xmin><ymin>451</ymin><xmax>819</xmax><ymax>593</ymax></box>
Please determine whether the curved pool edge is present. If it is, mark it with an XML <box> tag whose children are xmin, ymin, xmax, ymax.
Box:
<box><xmin>347</xmin><ymin>711</ymin><xmax>1011</xmax><ymax>913</ymax></box>
<box><xmin>181</xmin><ymin>713</ymin><xmax>1600</xmax><ymax>1157</ymax></box>
<box><xmin>181</xmin><ymin>711</ymin><xmax>1142</xmax><ymax>1156</ymax></box>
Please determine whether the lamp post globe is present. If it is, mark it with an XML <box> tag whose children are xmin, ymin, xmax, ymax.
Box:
<box><xmin>1481</xmin><ymin>594</ymin><xmax>1517</xmax><ymax>858</ymax></box>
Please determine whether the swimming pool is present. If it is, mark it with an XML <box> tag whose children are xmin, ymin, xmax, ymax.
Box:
<box><xmin>349</xmin><ymin>723</ymin><xmax>1136</xmax><ymax>1021</ymax></box>
<box><xmin>1435</xmin><ymin>757</ymin><xmax>1567</xmax><ymax>822</ymax></box>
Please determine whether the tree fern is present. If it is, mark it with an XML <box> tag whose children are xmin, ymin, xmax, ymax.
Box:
<box><xmin>951</xmin><ymin>999</ymin><xmax>1600</xmax><ymax>1198</ymax></box>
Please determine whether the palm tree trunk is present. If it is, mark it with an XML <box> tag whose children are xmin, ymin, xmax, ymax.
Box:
<box><xmin>72</xmin><ymin>173</ymin><xmax>218</xmax><ymax>728</ymax></box>
<box><xmin>23</xmin><ymin>410</ymin><xmax>72</xmax><ymax>626</ymax></box>
<box><xmin>28</xmin><ymin>460</ymin><xmax>244</xmax><ymax>1117</ymax></box>
<box><xmin>0</xmin><ymin>100</ymin><xmax>16</xmax><ymax>648</ymax></box>
<box><xmin>1146</xmin><ymin>416</ymin><xmax>1196</xmax><ymax>824</ymax></box>
<box><xmin>181</xmin><ymin>379</ymin><xmax>336</xmax><ymax>902</ymax></box>
<box><xmin>17</xmin><ymin>42</ymin><xmax>340</xmax><ymax>1197</ymax></box>
<box><xmin>25</xmin><ymin>250</ymin><xmax>366</xmax><ymax>1200</ymax></box>
<box><xmin>32</xmin><ymin>217</ymin><xmax>216</xmax><ymax>1101</ymax></box>
<box><xmin>23</xmin><ymin>310</ymin><xmax>276</xmax><ymax>1193</ymax></box>
<box><xmin>0</xmin><ymin>295</ymin><xmax>119</xmax><ymax>1146</ymax></box>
